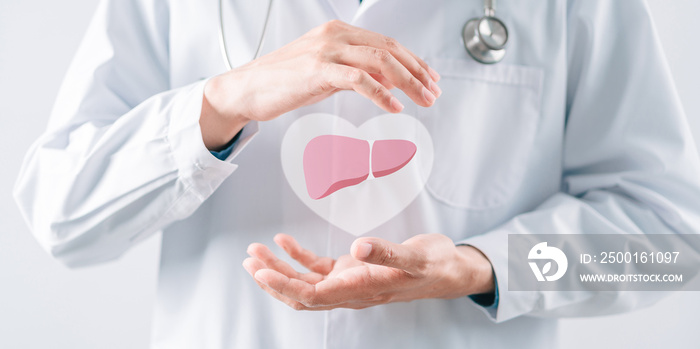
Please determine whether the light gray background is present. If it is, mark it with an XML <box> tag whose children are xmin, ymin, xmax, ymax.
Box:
<box><xmin>0</xmin><ymin>1</ymin><xmax>698</xmax><ymax>348</ymax></box>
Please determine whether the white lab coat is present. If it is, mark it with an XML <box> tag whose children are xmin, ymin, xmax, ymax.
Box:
<box><xmin>14</xmin><ymin>0</ymin><xmax>700</xmax><ymax>348</ymax></box>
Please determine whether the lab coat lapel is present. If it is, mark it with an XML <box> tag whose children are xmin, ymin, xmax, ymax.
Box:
<box><xmin>324</xmin><ymin>0</ymin><xmax>390</xmax><ymax>23</ymax></box>
<box><xmin>324</xmin><ymin>0</ymin><xmax>360</xmax><ymax>23</ymax></box>
<box><xmin>351</xmin><ymin>0</ymin><xmax>382</xmax><ymax>23</ymax></box>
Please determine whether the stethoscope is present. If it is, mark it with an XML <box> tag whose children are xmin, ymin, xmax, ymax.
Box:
<box><xmin>463</xmin><ymin>0</ymin><xmax>508</xmax><ymax>64</ymax></box>
<box><xmin>218</xmin><ymin>0</ymin><xmax>508</xmax><ymax>69</ymax></box>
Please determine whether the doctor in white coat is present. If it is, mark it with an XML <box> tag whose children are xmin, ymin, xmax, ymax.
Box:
<box><xmin>14</xmin><ymin>0</ymin><xmax>700</xmax><ymax>348</ymax></box>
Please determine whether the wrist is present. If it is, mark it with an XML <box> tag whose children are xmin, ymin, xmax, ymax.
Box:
<box><xmin>200</xmin><ymin>75</ymin><xmax>250</xmax><ymax>150</ymax></box>
<box><xmin>455</xmin><ymin>245</ymin><xmax>495</xmax><ymax>296</ymax></box>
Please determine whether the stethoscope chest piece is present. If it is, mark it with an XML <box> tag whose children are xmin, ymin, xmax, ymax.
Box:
<box><xmin>463</xmin><ymin>0</ymin><xmax>508</xmax><ymax>64</ymax></box>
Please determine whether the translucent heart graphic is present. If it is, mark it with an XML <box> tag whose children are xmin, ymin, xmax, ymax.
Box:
<box><xmin>281</xmin><ymin>113</ymin><xmax>434</xmax><ymax>236</ymax></box>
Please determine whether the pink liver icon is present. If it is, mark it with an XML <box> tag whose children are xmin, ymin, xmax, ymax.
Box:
<box><xmin>303</xmin><ymin>135</ymin><xmax>417</xmax><ymax>200</ymax></box>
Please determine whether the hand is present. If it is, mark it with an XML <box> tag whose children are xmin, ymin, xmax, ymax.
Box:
<box><xmin>200</xmin><ymin>20</ymin><xmax>442</xmax><ymax>150</ymax></box>
<box><xmin>242</xmin><ymin>233</ymin><xmax>495</xmax><ymax>311</ymax></box>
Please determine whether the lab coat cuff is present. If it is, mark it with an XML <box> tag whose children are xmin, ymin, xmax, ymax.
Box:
<box><xmin>459</xmin><ymin>229</ymin><xmax>539</xmax><ymax>323</ymax></box>
<box><xmin>222</xmin><ymin>120</ymin><xmax>259</xmax><ymax>162</ymax></box>
<box><xmin>167</xmin><ymin>80</ymin><xmax>240</xmax><ymax>199</ymax></box>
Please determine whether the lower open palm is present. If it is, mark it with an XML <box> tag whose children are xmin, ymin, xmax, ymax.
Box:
<box><xmin>243</xmin><ymin>233</ymin><xmax>495</xmax><ymax>310</ymax></box>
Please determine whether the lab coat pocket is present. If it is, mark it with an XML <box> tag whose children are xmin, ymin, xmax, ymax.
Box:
<box><xmin>421</xmin><ymin>58</ymin><xmax>544</xmax><ymax>209</ymax></box>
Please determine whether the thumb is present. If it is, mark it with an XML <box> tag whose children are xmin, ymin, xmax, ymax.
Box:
<box><xmin>351</xmin><ymin>238</ymin><xmax>425</xmax><ymax>274</ymax></box>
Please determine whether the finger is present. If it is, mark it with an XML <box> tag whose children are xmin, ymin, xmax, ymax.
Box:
<box><xmin>344</xmin><ymin>31</ymin><xmax>441</xmax><ymax>89</ymax></box>
<box><xmin>327</xmin><ymin>65</ymin><xmax>404</xmax><ymax>113</ymax></box>
<box><xmin>243</xmin><ymin>258</ymin><xmax>314</xmax><ymax>310</ymax></box>
<box><xmin>274</xmin><ymin>234</ymin><xmax>335</xmax><ymax>275</ymax></box>
<box><xmin>247</xmin><ymin>243</ymin><xmax>299</xmax><ymax>277</ymax></box>
<box><xmin>258</xmin><ymin>261</ymin><xmax>407</xmax><ymax>307</ymax></box>
<box><xmin>244</xmin><ymin>258</ymin><xmax>342</xmax><ymax>311</ymax></box>
<box><xmin>350</xmin><ymin>237</ymin><xmax>427</xmax><ymax>275</ymax></box>
<box><xmin>255</xmin><ymin>267</ymin><xmax>380</xmax><ymax>308</ymax></box>
<box><xmin>335</xmin><ymin>45</ymin><xmax>436</xmax><ymax>107</ymax></box>
<box><xmin>369</xmin><ymin>73</ymin><xmax>395</xmax><ymax>89</ymax></box>
<box><xmin>247</xmin><ymin>243</ymin><xmax>324</xmax><ymax>284</ymax></box>
<box><xmin>254</xmin><ymin>268</ymin><xmax>326</xmax><ymax>307</ymax></box>
<box><xmin>310</xmin><ymin>298</ymin><xmax>389</xmax><ymax>310</ymax></box>
<box><xmin>406</xmin><ymin>51</ymin><xmax>441</xmax><ymax>82</ymax></box>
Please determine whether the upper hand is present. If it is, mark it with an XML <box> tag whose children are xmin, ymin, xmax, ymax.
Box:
<box><xmin>200</xmin><ymin>20</ymin><xmax>442</xmax><ymax>150</ymax></box>
<box><xmin>243</xmin><ymin>233</ymin><xmax>495</xmax><ymax>311</ymax></box>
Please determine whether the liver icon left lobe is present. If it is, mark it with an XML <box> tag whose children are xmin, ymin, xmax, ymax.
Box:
<box><xmin>302</xmin><ymin>135</ymin><xmax>417</xmax><ymax>200</ymax></box>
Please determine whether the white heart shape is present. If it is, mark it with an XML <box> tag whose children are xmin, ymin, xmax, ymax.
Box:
<box><xmin>281</xmin><ymin>113</ymin><xmax>434</xmax><ymax>236</ymax></box>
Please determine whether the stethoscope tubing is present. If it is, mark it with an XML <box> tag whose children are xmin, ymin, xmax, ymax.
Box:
<box><xmin>218</xmin><ymin>0</ymin><xmax>506</xmax><ymax>70</ymax></box>
<box><xmin>218</xmin><ymin>0</ymin><xmax>275</xmax><ymax>70</ymax></box>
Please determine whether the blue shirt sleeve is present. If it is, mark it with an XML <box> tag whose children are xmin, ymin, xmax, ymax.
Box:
<box><xmin>209</xmin><ymin>129</ymin><xmax>243</xmax><ymax>160</ymax></box>
<box><xmin>469</xmin><ymin>285</ymin><xmax>499</xmax><ymax>309</ymax></box>
<box><xmin>468</xmin><ymin>271</ymin><xmax>499</xmax><ymax>309</ymax></box>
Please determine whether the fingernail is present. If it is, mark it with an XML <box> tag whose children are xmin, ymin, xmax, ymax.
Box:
<box><xmin>356</xmin><ymin>242</ymin><xmax>372</xmax><ymax>259</ymax></box>
<box><xmin>423</xmin><ymin>87</ymin><xmax>436</xmax><ymax>104</ymax></box>
<box><xmin>429</xmin><ymin>80</ymin><xmax>442</xmax><ymax>98</ymax></box>
<box><xmin>390</xmin><ymin>97</ymin><xmax>404</xmax><ymax>112</ymax></box>
<box><xmin>428</xmin><ymin>66</ymin><xmax>440</xmax><ymax>81</ymax></box>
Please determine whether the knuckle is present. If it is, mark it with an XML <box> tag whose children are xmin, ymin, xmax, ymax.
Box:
<box><xmin>418</xmin><ymin>69</ymin><xmax>432</xmax><ymax>84</ymax></box>
<box><xmin>435</xmin><ymin>233</ymin><xmax>454</xmax><ymax>244</ymax></box>
<box><xmin>414</xmin><ymin>233</ymin><xmax>433</xmax><ymax>243</ymax></box>
<box><xmin>377</xmin><ymin>246</ymin><xmax>395</xmax><ymax>265</ymax></box>
<box><xmin>373</xmin><ymin>48</ymin><xmax>391</xmax><ymax>63</ymax></box>
<box><xmin>413</xmin><ymin>251</ymin><xmax>432</xmax><ymax>277</ymax></box>
<box><xmin>312</xmin><ymin>43</ymin><xmax>334</xmax><ymax>63</ymax></box>
<box><xmin>310</xmin><ymin>58</ymin><xmax>324</xmax><ymax>78</ymax></box>
<box><xmin>408</xmin><ymin>77</ymin><xmax>423</xmax><ymax>91</ymax></box>
<box><xmin>311</xmin><ymin>47</ymin><xmax>324</xmax><ymax>60</ymax></box>
<box><xmin>319</xmin><ymin>20</ymin><xmax>342</xmax><ymax>35</ymax></box>
<box><xmin>399</xmin><ymin>76</ymin><xmax>420</xmax><ymax>90</ymax></box>
<box><xmin>346</xmin><ymin>69</ymin><xmax>365</xmax><ymax>85</ymax></box>
<box><xmin>384</xmin><ymin>37</ymin><xmax>399</xmax><ymax>50</ymax></box>
<box><xmin>372</xmin><ymin>85</ymin><xmax>385</xmax><ymax>99</ymax></box>
<box><xmin>413</xmin><ymin>256</ymin><xmax>430</xmax><ymax>277</ymax></box>
<box><xmin>316</xmin><ymin>60</ymin><xmax>332</xmax><ymax>76</ymax></box>
<box><xmin>315</xmin><ymin>64</ymin><xmax>336</xmax><ymax>93</ymax></box>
